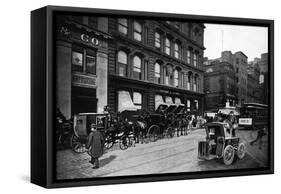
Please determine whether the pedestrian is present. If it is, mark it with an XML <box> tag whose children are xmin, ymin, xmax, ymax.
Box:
<box><xmin>250</xmin><ymin>126</ymin><xmax>267</xmax><ymax>149</ymax></box>
<box><xmin>86</xmin><ymin>123</ymin><xmax>105</xmax><ymax>169</ymax></box>
<box><xmin>228</xmin><ymin>111</ymin><xmax>237</xmax><ymax>137</ymax></box>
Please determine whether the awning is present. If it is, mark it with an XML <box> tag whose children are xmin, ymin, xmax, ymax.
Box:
<box><xmin>175</xmin><ymin>97</ymin><xmax>182</xmax><ymax>105</ymax></box>
<box><xmin>165</xmin><ymin>96</ymin><xmax>174</xmax><ymax>105</ymax></box>
<box><xmin>155</xmin><ymin>95</ymin><xmax>164</xmax><ymax>110</ymax></box>
<box><xmin>118</xmin><ymin>91</ymin><xmax>137</xmax><ymax>113</ymax></box>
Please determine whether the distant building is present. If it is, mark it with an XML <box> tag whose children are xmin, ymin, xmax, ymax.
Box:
<box><xmin>206</xmin><ymin>51</ymin><xmax>248</xmax><ymax>106</ymax></box>
<box><xmin>204</xmin><ymin>61</ymin><xmax>238</xmax><ymax>110</ymax></box>
<box><xmin>247</xmin><ymin>63</ymin><xmax>263</xmax><ymax>103</ymax></box>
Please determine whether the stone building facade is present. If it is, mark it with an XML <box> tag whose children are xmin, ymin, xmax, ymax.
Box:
<box><xmin>55</xmin><ymin>15</ymin><xmax>111</xmax><ymax>119</ymax></box>
<box><xmin>204</xmin><ymin>61</ymin><xmax>238</xmax><ymax>110</ymax></box>
<box><xmin>107</xmin><ymin>18</ymin><xmax>205</xmax><ymax>115</ymax></box>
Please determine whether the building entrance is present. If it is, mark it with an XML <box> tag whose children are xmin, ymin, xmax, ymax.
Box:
<box><xmin>71</xmin><ymin>86</ymin><xmax>97</xmax><ymax>115</ymax></box>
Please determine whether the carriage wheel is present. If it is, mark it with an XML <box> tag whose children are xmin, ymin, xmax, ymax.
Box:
<box><xmin>104</xmin><ymin>135</ymin><xmax>114</xmax><ymax>149</ymax></box>
<box><xmin>148</xmin><ymin>125</ymin><xmax>160</xmax><ymax>142</ymax></box>
<box><xmin>223</xmin><ymin>145</ymin><xmax>235</xmax><ymax>165</ymax></box>
<box><xmin>237</xmin><ymin>143</ymin><xmax>246</xmax><ymax>159</ymax></box>
<box><xmin>166</xmin><ymin>127</ymin><xmax>175</xmax><ymax>138</ymax></box>
<box><xmin>119</xmin><ymin>136</ymin><xmax>129</xmax><ymax>150</ymax></box>
<box><xmin>70</xmin><ymin>134</ymin><xmax>86</xmax><ymax>153</ymax></box>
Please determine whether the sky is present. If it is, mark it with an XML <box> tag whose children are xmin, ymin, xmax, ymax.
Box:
<box><xmin>204</xmin><ymin>24</ymin><xmax>268</xmax><ymax>61</ymax></box>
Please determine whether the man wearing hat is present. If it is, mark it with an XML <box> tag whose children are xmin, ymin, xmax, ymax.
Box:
<box><xmin>86</xmin><ymin>123</ymin><xmax>105</xmax><ymax>169</ymax></box>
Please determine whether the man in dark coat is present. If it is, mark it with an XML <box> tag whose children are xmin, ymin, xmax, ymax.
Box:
<box><xmin>86</xmin><ymin>124</ymin><xmax>105</xmax><ymax>169</ymax></box>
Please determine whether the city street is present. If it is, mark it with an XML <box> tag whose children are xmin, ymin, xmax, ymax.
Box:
<box><xmin>56</xmin><ymin>128</ymin><xmax>268</xmax><ymax>180</ymax></box>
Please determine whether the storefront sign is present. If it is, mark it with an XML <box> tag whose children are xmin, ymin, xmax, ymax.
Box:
<box><xmin>239</xmin><ymin>118</ymin><xmax>252</xmax><ymax>125</ymax></box>
<box><xmin>80</xmin><ymin>34</ymin><xmax>99</xmax><ymax>46</ymax></box>
<box><xmin>72</xmin><ymin>73</ymin><xmax>97</xmax><ymax>88</ymax></box>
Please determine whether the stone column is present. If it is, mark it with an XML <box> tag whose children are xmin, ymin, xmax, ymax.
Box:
<box><xmin>56</xmin><ymin>40</ymin><xmax>72</xmax><ymax>119</ymax></box>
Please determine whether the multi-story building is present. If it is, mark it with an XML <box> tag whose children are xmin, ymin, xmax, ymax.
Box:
<box><xmin>107</xmin><ymin>19</ymin><xmax>205</xmax><ymax>115</ymax></box>
<box><xmin>247</xmin><ymin>63</ymin><xmax>263</xmax><ymax>103</ymax></box>
<box><xmin>207</xmin><ymin>51</ymin><xmax>248</xmax><ymax>106</ymax></box>
<box><xmin>55</xmin><ymin>15</ymin><xmax>205</xmax><ymax>118</ymax></box>
<box><xmin>55</xmin><ymin>15</ymin><xmax>111</xmax><ymax>119</ymax></box>
<box><xmin>204</xmin><ymin>61</ymin><xmax>238</xmax><ymax>110</ymax></box>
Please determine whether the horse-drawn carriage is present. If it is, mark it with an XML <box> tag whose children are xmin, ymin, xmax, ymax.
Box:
<box><xmin>198</xmin><ymin>122</ymin><xmax>246</xmax><ymax>165</ymax></box>
<box><xmin>131</xmin><ymin>103</ymin><xmax>187</xmax><ymax>143</ymax></box>
<box><xmin>70</xmin><ymin>112</ymin><xmax>109</xmax><ymax>153</ymax></box>
<box><xmin>70</xmin><ymin>111</ymin><xmax>136</xmax><ymax>153</ymax></box>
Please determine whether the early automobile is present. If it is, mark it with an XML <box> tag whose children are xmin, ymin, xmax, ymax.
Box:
<box><xmin>198</xmin><ymin>122</ymin><xmax>246</xmax><ymax>165</ymax></box>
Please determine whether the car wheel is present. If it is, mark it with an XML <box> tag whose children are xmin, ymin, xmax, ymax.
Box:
<box><xmin>237</xmin><ymin>142</ymin><xmax>246</xmax><ymax>159</ymax></box>
<box><xmin>223</xmin><ymin>145</ymin><xmax>235</xmax><ymax>165</ymax></box>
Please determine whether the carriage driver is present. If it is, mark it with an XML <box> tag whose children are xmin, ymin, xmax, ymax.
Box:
<box><xmin>86</xmin><ymin>123</ymin><xmax>105</xmax><ymax>169</ymax></box>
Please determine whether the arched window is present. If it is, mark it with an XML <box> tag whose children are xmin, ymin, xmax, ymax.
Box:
<box><xmin>174</xmin><ymin>43</ymin><xmax>179</xmax><ymax>59</ymax></box>
<box><xmin>165</xmin><ymin>38</ymin><xmax>171</xmax><ymax>55</ymax></box>
<box><xmin>118</xmin><ymin>18</ymin><xmax>128</xmax><ymax>35</ymax></box>
<box><xmin>133</xmin><ymin>55</ymin><xmax>142</xmax><ymax>80</ymax></box>
<box><xmin>117</xmin><ymin>50</ymin><xmax>128</xmax><ymax>77</ymax></box>
<box><xmin>134</xmin><ymin>21</ymin><xmax>142</xmax><ymax>41</ymax></box>
<box><xmin>154</xmin><ymin>62</ymin><xmax>161</xmax><ymax>84</ymax></box>
<box><xmin>155</xmin><ymin>32</ymin><xmax>161</xmax><ymax>48</ymax></box>
<box><xmin>174</xmin><ymin>69</ymin><xmax>179</xmax><ymax>87</ymax></box>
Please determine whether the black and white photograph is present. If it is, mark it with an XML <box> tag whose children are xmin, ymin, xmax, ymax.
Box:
<box><xmin>54</xmin><ymin>13</ymin><xmax>271</xmax><ymax>180</ymax></box>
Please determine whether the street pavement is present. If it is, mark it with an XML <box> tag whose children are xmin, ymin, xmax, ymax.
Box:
<box><xmin>56</xmin><ymin>128</ymin><xmax>268</xmax><ymax>180</ymax></box>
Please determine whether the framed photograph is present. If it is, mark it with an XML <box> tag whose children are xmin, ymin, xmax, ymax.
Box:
<box><xmin>31</xmin><ymin>5</ymin><xmax>274</xmax><ymax>188</ymax></box>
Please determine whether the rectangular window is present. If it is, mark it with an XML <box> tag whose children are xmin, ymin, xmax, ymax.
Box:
<box><xmin>72</xmin><ymin>51</ymin><xmax>83</xmax><ymax>72</ymax></box>
<box><xmin>187</xmin><ymin>50</ymin><xmax>191</xmax><ymax>64</ymax></box>
<box><xmin>165</xmin><ymin>38</ymin><xmax>170</xmax><ymax>55</ymax></box>
<box><xmin>174</xmin><ymin>43</ymin><xmax>179</xmax><ymax>59</ymax></box>
<box><xmin>134</xmin><ymin>21</ymin><xmax>142</xmax><ymax>41</ymax></box>
<box><xmin>86</xmin><ymin>55</ymin><xmax>96</xmax><ymax>75</ymax></box>
<box><xmin>118</xmin><ymin>18</ymin><xmax>128</xmax><ymax>35</ymax></box>
<box><xmin>155</xmin><ymin>32</ymin><xmax>161</xmax><ymax>48</ymax></box>
<box><xmin>181</xmin><ymin>72</ymin><xmax>184</xmax><ymax>88</ymax></box>
<box><xmin>193</xmin><ymin>53</ymin><xmax>198</xmax><ymax>67</ymax></box>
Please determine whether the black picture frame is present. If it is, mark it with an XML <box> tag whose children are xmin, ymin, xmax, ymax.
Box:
<box><xmin>31</xmin><ymin>5</ymin><xmax>274</xmax><ymax>188</ymax></box>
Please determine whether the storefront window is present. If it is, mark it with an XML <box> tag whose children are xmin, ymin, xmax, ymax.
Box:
<box><xmin>154</xmin><ymin>62</ymin><xmax>161</xmax><ymax>84</ymax></box>
<box><xmin>194</xmin><ymin>100</ymin><xmax>199</xmax><ymax>110</ymax></box>
<box><xmin>187</xmin><ymin>99</ymin><xmax>191</xmax><ymax>112</ymax></box>
<box><xmin>134</xmin><ymin>21</ymin><xmax>142</xmax><ymax>41</ymax></box>
<box><xmin>118</xmin><ymin>18</ymin><xmax>128</xmax><ymax>35</ymax></box>
<box><xmin>133</xmin><ymin>55</ymin><xmax>142</xmax><ymax>80</ymax></box>
<box><xmin>155</xmin><ymin>32</ymin><xmax>161</xmax><ymax>48</ymax></box>
<box><xmin>155</xmin><ymin>95</ymin><xmax>164</xmax><ymax>110</ymax></box>
<box><xmin>175</xmin><ymin>97</ymin><xmax>182</xmax><ymax>105</ymax></box>
<box><xmin>133</xmin><ymin>92</ymin><xmax>142</xmax><ymax>109</ymax></box>
<box><xmin>117</xmin><ymin>51</ymin><xmax>128</xmax><ymax>77</ymax></box>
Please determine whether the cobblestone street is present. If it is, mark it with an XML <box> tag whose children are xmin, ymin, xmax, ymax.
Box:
<box><xmin>56</xmin><ymin>128</ymin><xmax>268</xmax><ymax>180</ymax></box>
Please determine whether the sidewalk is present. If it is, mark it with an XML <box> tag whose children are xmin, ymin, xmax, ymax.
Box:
<box><xmin>236</xmin><ymin>129</ymin><xmax>268</xmax><ymax>167</ymax></box>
